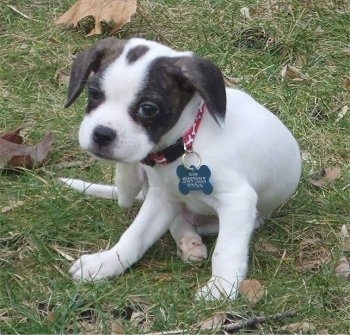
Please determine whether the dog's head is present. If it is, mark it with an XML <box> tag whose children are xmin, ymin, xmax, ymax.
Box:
<box><xmin>65</xmin><ymin>37</ymin><xmax>226</xmax><ymax>163</ymax></box>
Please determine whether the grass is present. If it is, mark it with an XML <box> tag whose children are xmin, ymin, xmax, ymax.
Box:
<box><xmin>0</xmin><ymin>0</ymin><xmax>349</xmax><ymax>333</ymax></box>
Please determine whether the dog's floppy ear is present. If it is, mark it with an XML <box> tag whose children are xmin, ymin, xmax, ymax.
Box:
<box><xmin>65</xmin><ymin>37</ymin><xmax>126</xmax><ymax>108</ymax></box>
<box><xmin>172</xmin><ymin>55</ymin><xmax>226</xmax><ymax>126</ymax></box>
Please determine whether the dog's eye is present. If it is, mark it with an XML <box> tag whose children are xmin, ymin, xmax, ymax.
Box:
<box><xmin>89</xmin><ymin>88</ymin><xmax>103</xmax><ymax>101</ymax></box>
<box><xmin>138</xmin><ymin>102</ymin><xmax>160</xmax><ymax>118</ymax></box>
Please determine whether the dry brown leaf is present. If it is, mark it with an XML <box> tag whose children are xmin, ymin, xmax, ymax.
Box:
<box><xmin>1</xmin><ymin>200</ymin><xmax>25</xmax><ymax>214</ymax></box>
<box><xmin>198</xmin><ymin>312</ymin><xmax>227</xmax><ymax>331</ymax></box>
<box><xmin>239</xmin><ymin>279</ymin><xmax>265</xmax><ymax>305</ymax></box>
<box><xmin>335</xmin><ymin>257</ymin><xmax>350</xmax><ymax>280</ymax></box>
<box><xmin>55</xmin><ymin>0</ymin><xmax>137</xmax><ymax>36</ymax></box>
<box><xmin>309</xmin><ymin>167</ymin><xmax>341</xmax><ymax>188</ymax></box>
<box><xmin>0</xmin><ymin>131</ymin><xmax>53</xmax><ymax>169</ymax></box>
<box><xmin>281</xmin><ymin>321</ymin><xmax>315</xmax><ymax>332</ymax></box>
<box><xmin>344</xmin><ymin>77</ymin><xmax>350</xmax><ymax>90</ymax></box>
<box><xmin>111</xmin><ymin>319</ymin><xmax>126</xmax><ymax>335</ymax></box>
<box><xmin>1</xmin><ymin>128</ymin><xmax>23</xmax><ymax>144</ymax></box>
<box><xmin>297</xmin><ymin>235</ymin><xmax>332</xmax><ymax>273</ymax></box>
<box><xmin>281</xmin><ymin>64</ymin><xmax>310</xmax><ymax>81</ymax></box>
<box><xmin>47</xmin><ymin>311</ymin><xmax>56</xmax><ymax>322</ymax></box>
<box><xmin>324</xmin><ymin>167</ymin><xmax>342</xmax><ymax>181</ymax></box>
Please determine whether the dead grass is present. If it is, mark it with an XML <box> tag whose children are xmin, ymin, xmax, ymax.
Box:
<box><xmin>1</xmin><ymin>0</ymin><xmax>349</xmax><ymax>333</ymax></box>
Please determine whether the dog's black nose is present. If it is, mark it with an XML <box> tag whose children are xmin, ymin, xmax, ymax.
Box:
<box><xmin>92</xmin><ymin>125</ymin><xmax>116</xmax><ymax>146</ymax></box>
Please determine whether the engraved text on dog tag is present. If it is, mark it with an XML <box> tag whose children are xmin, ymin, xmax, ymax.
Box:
<box><xmin>176</xmin><ymin>164</ymin><xmax>213</xmax><ymax>195</ymax></box>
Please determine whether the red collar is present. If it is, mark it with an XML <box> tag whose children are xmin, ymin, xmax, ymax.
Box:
<box><xmin>141</xmin><ymin>102</ymin><xmax>206</xmax><ymax>167</ymax></box>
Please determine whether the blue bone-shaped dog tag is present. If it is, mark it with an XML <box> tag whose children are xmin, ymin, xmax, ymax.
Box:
<box><xmin>176</xmin><ymin>164</ymin><xmax>213</xmax><ymax>195</ymax></box>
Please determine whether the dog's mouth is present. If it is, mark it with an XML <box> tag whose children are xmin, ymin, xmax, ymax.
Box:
<box><xmin>87</xmin><ymin>147</ymin><xmax>143</xmax><ymax>164</ymax></box>
<box><xmin>88</xmin><ymin>149</ymin><xmax>117</xmax><ymax>162</ymax></box>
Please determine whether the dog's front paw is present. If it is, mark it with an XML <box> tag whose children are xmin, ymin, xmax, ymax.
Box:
<box><xmin>196</xmin><ymin>276</ymin><xmax>239</xmax><ymax>301</ymax></box>
<box><xmin>177</xmin><ymin>233</ymin><xmax>207</xmax><ymax>262</ymax></box>
<box><xmin>69</xmin><ymin>250</ymin><xmax>122</xmax><ymax>281</ymax></box>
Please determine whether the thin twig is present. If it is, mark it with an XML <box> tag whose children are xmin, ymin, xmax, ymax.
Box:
<box><xmin>144</xmin><ymin>310</ymin><xmax>297</xmax><ymax>335</ymax></box>
<box><xmin>223</xmin><ymin>310</ymin><xmax>297</xmax><ymax>332</ymax></box>
<box><xmin>144</xmin><ymin>330</ymin><xmax>187</xmax><ymax>335</ymax></box>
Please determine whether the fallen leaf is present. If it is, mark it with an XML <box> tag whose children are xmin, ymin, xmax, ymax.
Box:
<box><xmin>324</xmin><ymin>167</ymin><xmax>342</xmax><ymax>181</ymax></box>
<box><xmin>47</xmin><ymin>311</ymin><xmax>56</xmax><ymax>322</ymax></box>
<box><xmin>309</xmin><ymin>167</ymin><xmax>341</xmax><ymax>188</ymax></box>
<box><xmin>281</xmin><ymin>322</ymin><xmax>315</xmax><ymax>332</ymax></box>
<box><xmin>281</xmin><ymin>64</ymin><xmax>310</xmax><ymax>81</ymax></box>
<box><xmin>111</xmin><ymin>319</ymin><xmax>125</xmax><ymax>335</ymax></box>
<box><xmin>1</xmin><ymin>200</ymin><xmax>25</xmax><ymax>214</ymax></box>
<box><xmin>198</xmin><ymin>312</ymin><xmax>227</xmax><ymax>331</ymax></box>
<box><xmin>0</xmin><ymin>132</ymin><xmax>53</xmax><ymax>169</ymax></box>
<box><xmin>239</xmin><ymin>279</ymin><xmax>265</xmax><ymax>305</ymax></box>
<box><xmin>344</xmin><ymin>77</ymin><xmax>350</xmax><ymax>90</ymax></box>
<box><xmin>1</xmin><ymin>128</ymin><xmax>23</xmax><ymax>144</ymax></box>
<box><xmin>335</xmin><ymin>257</ymin><xmax>350</xmax><ymax>280</ymax></box>
<box><xmin>55</xmin><ymin>0</ymin><xmax>137</xmax><ymax>36</ymax></box>
<box><xmin>297</xmin><ymin>235</ymin><xmax>332</xmax><ymax>273</ymax></box>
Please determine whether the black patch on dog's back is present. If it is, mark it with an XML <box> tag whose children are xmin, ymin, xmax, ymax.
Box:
<box><xmin>126</xmin><ymin>45</ymin><xmax>149</xmax><ymax>64</ymax></box>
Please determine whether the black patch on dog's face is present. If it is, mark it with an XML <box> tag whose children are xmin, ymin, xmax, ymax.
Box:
<box><xmin>86</xmin><ymin>73</ymin><xmax>106</xmax><ymax>113</ymax></box>
<box><xmin>65</xmin><ymin>38</ymin><xmax>126</xmax><ymax>108</ymax></box>
<box><xmin>129</xmin><ymin>57</ymin><xmax>195</xmax><ymax>144</ymax></box>
<box><xmin>126</xmin><ymin>45</ymin><xmax>149</xmax><ymax>64</ymax></box>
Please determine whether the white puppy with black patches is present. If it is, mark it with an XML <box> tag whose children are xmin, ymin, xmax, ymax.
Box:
<box><xmin>61</xmin><ymin>37</ymin><xmax>301</xmax><ymax>300</ymax></box>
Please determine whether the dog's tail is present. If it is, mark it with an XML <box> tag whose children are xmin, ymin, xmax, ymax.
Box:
<box><xmin>59</xmin><ymin>177</ymin><xmax>120</xmax><ymax>199</ymax></box>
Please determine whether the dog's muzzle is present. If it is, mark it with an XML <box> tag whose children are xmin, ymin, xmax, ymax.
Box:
<box><xmin>86</xmin><ymin>125</ymin><xmax>117</xmax><ymax>161</ymax></box>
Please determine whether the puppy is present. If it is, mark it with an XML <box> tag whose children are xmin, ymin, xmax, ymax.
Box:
<box><xmin>62</xmin><ymin>37</ymin><xmax>301</xmax><ymax>300</ymax></box>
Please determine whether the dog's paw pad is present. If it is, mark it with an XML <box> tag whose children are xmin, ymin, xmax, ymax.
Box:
<box><xmin>196</xmin><ymin>277</ymin><xmax>239</xmax><ymax>301</ymax></box>
<box><xmin>177</xmin><ymin>233</ymin><xmax>207</xmax><ymax>262</ymax></box>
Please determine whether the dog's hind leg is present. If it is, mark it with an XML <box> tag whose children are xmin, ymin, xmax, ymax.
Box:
<box><xmin>170</xmin><ymin>215</ymin><xmax>208</xmax><ymax>262</ymax></box>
